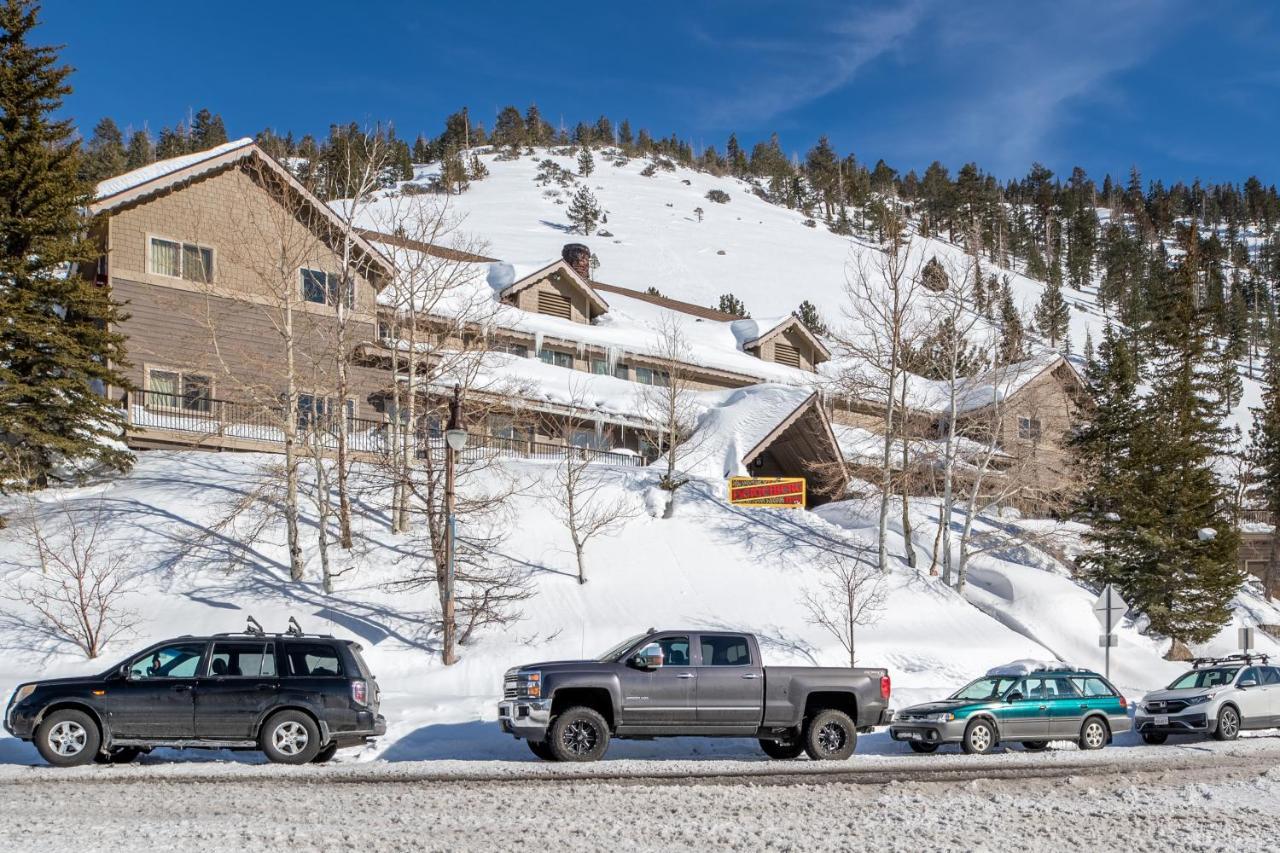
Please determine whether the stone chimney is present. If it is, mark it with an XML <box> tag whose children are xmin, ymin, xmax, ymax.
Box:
<box><xmin>562</xmin><ymin>243</ymin><xmax>591</xmax><ymax>280</ymax></box>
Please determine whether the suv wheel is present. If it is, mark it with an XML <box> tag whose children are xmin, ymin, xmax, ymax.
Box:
<box><xmin>1079</xmin><ymin>717</ymin><xmax>1109</xmax><ymax>750</ymax></box>
<box><xmin>803</xmin><ymin>709</ymin><xmax>857</xmax><ymax>760</ymax></box>
<box><xmin>260</xmin><ymin>710</ymin><xmax>322</xmax><ymax>764</ymax></box>
<box><xmin>548</xmin><ymin>707</ymin><xmax>610</xmax><ymax>762</ymax></box>
<box><xmin>759</xmin><ymin>736</ymin><xmax>805</xmax><ymax>760</ymax></box>
<box><xmin>527</xmin><ymin>739</ymin><xmax>558</xmax><ymax>761</ymax></box>
<box><xmin>35</xmin><ymin>709</ymin><xmax>101</xmax><ymax>768</ymax></box>
<box><xmin>1213</xmin><ymin>706</ymin><xmax>1240</xmax><ymax>741</ymax></box>
<box><xmin>1141</xmin><ymin>732</ymin><xmax>1169</xmax><ymax>745</ymax></box>
<box><xmin>961</xmin><ymin>718</ymin><xmax>996</xmax><ymax>755</ymax></box>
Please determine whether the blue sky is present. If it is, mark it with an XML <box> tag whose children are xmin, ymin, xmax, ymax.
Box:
<box><xmin>41</xmin><ymin>0</ymin><xmax>1280</xmax><ymax>185</ymax></box>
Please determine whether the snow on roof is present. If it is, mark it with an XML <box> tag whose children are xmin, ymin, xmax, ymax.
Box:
<box><xmin>94</xmin><ymin>137</ymin><xmax>255</xmax><ymax>200</ymax></box>
<box><xmin>679</xmin><ymin>384</ymin><xmax>816</xmax><ymax>480</ymax></box>
<box><xmin>985</xmin><ymin>659</ymin><xmax>1086</xmax><ymax>676</ymax></box>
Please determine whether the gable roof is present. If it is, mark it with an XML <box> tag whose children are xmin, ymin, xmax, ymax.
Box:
<box><xmin>735</xmin><ymin>315</ymin><xmax>832</xmax><ymax>362</ymax></box>
<box><xmin>90</xmin><ymin>139</ymin><xmax>393</xmax><ymax>279</ymax></box>
<box><xmin>496</xmin><ymin>258</ymin><xmax>610</xmax><ymax>316</ymax></box>
<box><xmin>589</xmin><ymin>280</ymin><xmax>741</xmax><ymax>322</ymax></box>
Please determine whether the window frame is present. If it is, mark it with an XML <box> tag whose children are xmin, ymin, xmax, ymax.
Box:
<box><xmin>297</xmin><ymin>393</ymin><xmax>357</xmax><ymax>430</ymax></box>
<box><xmin>696</xmin><ymin>633</ymin><xmax>754</xmax><ymax>667</ymax></box>
<box><xmin>300</xmin><ymin>267</ymin><xmax>355</xmax><ymax>309</ymax></box>
<box><xmin>127</xmin><ymin>641</ymin><xmax>208</xmax><ymax>681</ymax></box>
<box><xmin>144</xmin><ymin>364</ymin><xmax>215</xmax><ymax>415</ymax></box>
<box><xmin>538</xmin><ymin>348</ymin><xmax>573</xmax><ymax>369</ymax></box>
<box><xmin>281</xmin><ymin>641</ymin><xmax>345</xmax><ymax>678</ymax></box>
<box><xmin>206</xmin><ymin>641</ymin><xmax>277</xmax><ymax>678</ymax></box>
<box><xmin>147</xmin><ymin>234</ymin><xmax>215</xmax><ymax>284</ymax></box>
<box><xmin>1017</xmin><ymin>415</ymin><xmax>1043</xmax><ymax>441</ymax></box>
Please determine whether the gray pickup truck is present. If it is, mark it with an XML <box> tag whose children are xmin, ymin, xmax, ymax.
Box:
<box><xmin>498</xmin><ymin>629</ymin><xmax>892</xmax><ymax>761</ymax></box>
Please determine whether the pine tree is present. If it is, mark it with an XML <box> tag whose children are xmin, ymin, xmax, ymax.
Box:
<box><xmin>155</xmin><ymin>124</ymin><xmax>187</xmax><ymax>159</ymax></box>
<box><xmin>190</xmin><ymin>108</ymin><xmax>226</xmax><ymax>149</ymax></box>
<box><xmin>1247</xmin><ymin>319</ymin><xmax>1280</xmax><ymax>595</ymax></box>
<box><xmin>439</xmin><ymin>147</ymin><xmax>469</xmax><ymax>194</ymax></box>
<box><xmin>566</xmin><ymin>185</ymin><xmax>600</xmax><ymax>235</ymax></box>
<box><xmin>997</xmin><ymin>278</ymin><xmax>1024</xmax><ymax>363</ymax></box>
<box><xmin>0</xmin><ymin>0</ymin><xmax>133</xmax><ymax>485</ymax></box>
<box><xmin>492</xmin><ymin>104</ymin><xmax>525</xmax><ymax>152</ymax></box>
<box><xmin>717</xmin><ymin>293</ymin><xmax>748</xmax><ymax>317</ymax></box>
<box><xmin>124</xmin><ymin>128</ymin><xmax>153</xmax><ymax>170</ymax></box>
<box><xmin>467</xmin><ymin>153</ymin><xmax>487</xmax><ymax>180</ymax></box>
<box><xmin>79</xmin><ymin>116</ymin><xmax>125</xmax><ymax>183</ymax></box>
<box><xmin>1034</xmin><ymin>276</ymin><xmax>1070</xmax><ymax>350</ymax></box>
<box><xmin>1211</xmin><ymin>341</ymin><xmax>1244</xmax><ymax>420</ymax></box>
<box><xmin>794</xmin><ymin>300</ymin><xmax>828</xmax><ymax>336</ymax></box>
<box><xmin>577</xmin><ymin>146</ymin><xmax>594</xmax><ymax>177</ymax></box>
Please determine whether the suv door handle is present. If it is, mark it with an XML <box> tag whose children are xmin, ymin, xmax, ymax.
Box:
<box><xmin>1079</xmin><ymin>703</ymin><xmax>1089</xmax><ymax>709</ymax></box>
<box><xmin>171</xmin><ymin>684</ymin><xmax>193</xmax><ymax>693</ymax></box>
<box><xmin>741</xmin><ymin>673</ymin><xmax>760</xmax><ymax>680</ymax></box>
<box><xmin>256</xmin><ymin>684</ymin><xmax>276</xmax><ymax>691</ymax></box>
<box><xmin>675</xmin><ymin>673</ymin><xmax>696</xmax><ymax>680</ymax></box>
<box><xmin>1038</xmin><ymin>704</ymin><xmax>1047</xmax><ymax>710</ymax></box>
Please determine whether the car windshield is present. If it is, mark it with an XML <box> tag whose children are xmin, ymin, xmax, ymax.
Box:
<box><xmin>1168</xmin><ymin>668</ymin><xmax>1240</xmax><ymax>690</ymax></box>
<box><xmin>951</xmin><ymin>676</ymin><xmax>1021</xmax><ymax>701</ymax></box>
<box><xmin>596</xmin><ymin>634</ymin><xmax>646</xmax><ymax>662</ymax></box>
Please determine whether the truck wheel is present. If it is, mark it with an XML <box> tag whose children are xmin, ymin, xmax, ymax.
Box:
<box><xmin>311</xmin><ymin>742</ymin><xmax>340</xmax><ymax>764</ymax></box>
<box><xmin>1141</xmin><ymin>732</ymin><xmax>1168</xmax><ymax>745</ymax></box>
<box><xmin>1212</xmin><ymin>706</ymin><xmax>1240</xmax><ymax>741</ymax></box>
<box><xmin>35</xmin><ymin>709</ymin><xmax>101</xmax><ymax>768</ymax></box>
<box><xmin>94</xmin><ymin>746</ymin><xmax>143</xmax><ymax>765</ymax></box>
<box><xmin>260</xmin><ymin>710</ymin><xmax>322</xmax><ymax>764</ymax></box>
<box><xmin>527</xmin><ymin>739</ymin><xmax>558</xmax><ymax>761</ymax></box>
<box><xmin>1079</xmin><ymin>717</ymin><xmax>1109</xmax><ymax>750</ymax></box>
<box><xmin>548</xmin><ymin>707</ymin><xmax>610</xmax><ymax>762</ymax></box>
<box><xmin>803</xmin><ymin>709</ymin><xmax>857</xmax><ymax>760</ymax></box>
<box><xmin>961</xmin><ymin>719</ymin><xmax>996</xmax><ymax>755</ymax></box>
<box><xmin>759</xmin><ymin>737</ymin><xmax>805</xmax><ymax>759</ymax></box>
<box><xmin>908</xmin><ymin>741</ymin><xmax>939</xmax><ymax>754</ymax></box>
<box><xmin>1021</xmin><ymin>741</ymin><xmax>1049</xmax><ymax>752</ymax></box>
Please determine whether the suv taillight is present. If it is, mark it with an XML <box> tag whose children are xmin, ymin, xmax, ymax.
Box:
<box><xmin>880</xmin><ymin>674</ymin><xmax>891</xmax><ymax>700</ymax></box>
<box><xmin>1119</xmin><ymin>695</ymin><xmax>1128</xmax><ymax>709</ymax></box>
<box><xmin>351</xmin><ymin>679</ymin><xmax>368</xmax><ymax>706</ymax></box>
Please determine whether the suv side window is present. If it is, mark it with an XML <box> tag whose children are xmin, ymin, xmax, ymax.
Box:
<box><xmin>699</xmin><ymin>635</ymin><xmax>752</xmax><ymax>667</ymax></box>
<box><xmin>129</xmin><ymin>643</ymin><xmax>206</xmax><ymax>680</ymax></box>
<box><xmin>1263</xmin><ymin>667</ymin><xmax>1280</xmax><ymax>686</ymax></box>
<box><xmin>282</xmin><ymin>642</ymin><xmax>343</xmax><ymax>677</ymax></box>
<box><xmin>1073</xmin><ymin>677</ymin><xmax>1116</xmax><ymax>697</ymax></box>
<box><xmin>1239</xmin><ymin>667</ymin><xmax>1260</xmax><ymax>686</ymax></box>
<box><xmin>657</xmin><ymin>636</ymin><xmax>691</xmax><ymax>667</ymax></box>
<box><xmin>207</xmin><ymin>642</ymin><xmax>276</xmax><ymax>677</ymax></box>
<box><xmin>1050</xmin><ymin>677</ymin><xmax>1081</xmax><ymax>698</ymax></box>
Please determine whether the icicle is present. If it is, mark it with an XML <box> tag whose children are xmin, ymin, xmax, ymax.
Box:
<box><xmin>606</xmin><ymin>345</ymin><xmax>621</xmax><ymax>375</ymax></box>
<box><xmin>534</xmin><ymin>331</ymin><xmax>544</xmax><ymax>357</ymax></box>
<box><xmin>576</xmin><ymin>340</ymin><xmax>587</xmax><ymax>359</ymax></box>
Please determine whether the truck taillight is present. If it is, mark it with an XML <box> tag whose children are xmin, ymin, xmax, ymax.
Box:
<box><xmin>880</xmin><ymin>674</ymin><xmax>891</xmax><ymax>700</ymax></box>
<box><xmin>351</xmin><ymin>680</ymin><xmax>368</xmax><ymax>706</ymax></box>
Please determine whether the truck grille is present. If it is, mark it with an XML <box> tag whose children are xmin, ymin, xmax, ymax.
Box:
<box><xmin>1146</xmin><ymin>699</ymin><xmax>1191</xmax><ymax>714</ymax></box>
<box><xmin>504</xmin><ymin>675</ymin><xmax>519</xmax><ymax>700</ymax></box>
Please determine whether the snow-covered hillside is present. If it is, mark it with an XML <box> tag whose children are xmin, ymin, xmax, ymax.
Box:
<box><xmin>2</xmin><ymin>452</ymin><xmax>1276</xmax><ymax>764</ymax></box>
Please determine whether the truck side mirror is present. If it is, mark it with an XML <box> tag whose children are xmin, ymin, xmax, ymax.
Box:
<box><xmin>632</xmin><ymin>643</ymin><xmax>663</xmax><ymax>670</ymax></box>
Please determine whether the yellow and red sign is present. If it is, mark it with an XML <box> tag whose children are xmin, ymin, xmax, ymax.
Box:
<box><xmin>727</xmin><ymin>476</ymin><xmax>807</xmax><ymax>508</ymax></box>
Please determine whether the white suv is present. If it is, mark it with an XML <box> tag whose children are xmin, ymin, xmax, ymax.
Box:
<box><xmin>1135</xmin><ymin>654</ymin><xmax>1279</xmax><ymax>744</ymax></box>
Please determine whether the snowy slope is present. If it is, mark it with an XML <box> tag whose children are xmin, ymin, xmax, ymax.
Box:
<box><xmin>2</xmin><ymin>452</ymin><xmax>1277</xmax><ymax>765</ymax></box>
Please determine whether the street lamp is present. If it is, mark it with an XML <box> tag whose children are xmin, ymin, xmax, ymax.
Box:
<box><xmin>445</xmin><ymin>428</ymin><xmax>468</xmax><ymax>452</ymax></box>
<box><xmin>442</xmin><ymin>385</ymin><xmax>464</xmax><ymax>665</ymax></box>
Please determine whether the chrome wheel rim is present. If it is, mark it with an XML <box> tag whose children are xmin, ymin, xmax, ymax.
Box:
<box><xmin>47</xmin><ymin>721</ymin><xmax>87</xmax><ymax>757</ymax></box>
<box><xmin>562</xmin><ymin>719</ymin><xmax>599</xmax><ymax>755</ymax></box>
<box><xmin>969</xmin><ymin>724</ymin><xmax>992</xmax><ymax>752</ymax></box>
<box><xmin>1221</xmin><ymin>710</ymin><xmax>1239</xmax><ymax>738</ymax></box>
<box><xmin>1083</xmin><ymin>721</ymin><xmax>1106</xmax><ymax>749</ymax></box>
<box><xmin>816</xmin><ymin>721</ymin><xmax>848</xmax><ymax>754</ymax></box>
<box><xmin>272</xmin><ymin>721</ymin><xmax>309</xmax><ymax>756</ymax></box>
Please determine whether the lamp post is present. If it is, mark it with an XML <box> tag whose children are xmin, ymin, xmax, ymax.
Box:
<box><xmin>442</xmin><ymin>384</ymin><xmax>466</xmax><ymax>665</ymax></box>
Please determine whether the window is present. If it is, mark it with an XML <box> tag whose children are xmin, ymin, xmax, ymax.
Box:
<box><xmin>537</xmin><ymin>290</ymin><xmax>573</xmax><ymax>320</ymax></box>
<box><xmin>298</xmin><ymin>394</ymin><xmax>354</xmax><ymax>430</ymax></box>
<box><xmin>1048</xmin><ymin>677</ymin><xmax>1081</xmax><ymax>698</ymax></box>
<box><xmin>495</xmin><ymin>342</ymin><xmax>529</xmax><ymax>357</ymax></box>
<box><xmin>1073</xmin><ymin>677</ymin><xmax>1117</xmax><ymax>697</ymax></box>
<box><xmin>282</xmin><ymin>643</ymin><xmax>343</xmax><ymax>677</ymax></box>
<box><xmin>774</xmin><ymin>342</ymin><xmax>801</xmax><ymax>369</ymax></box>
<box><xmin>1262</xmin><ymin>667</ymin><xmax>1280</xmax><ymax>686</ymax></box>
<box><xmin>951</xmin><ymin>676</ymin><xmax>1020</xmax><ymax>701</ymax></box>
<box><xmin>150</xmin><ymin>237</ymin><xmax>213</xmax><ymax>283</ymax></box>
<box><xmin>147</xmin><ymin>368</ymin><xmax>213</xmax><ymax>413</ymax></box>
<box><xmin>591</xmin><ymin>359</ymin><xmax>628</xmax><ymax>379</ymax></box>
<box><xmin>1018</xmin><ymin>416</ymin><xmax>1043</xmax><ymax>441</ymax></box>
<box><xmin>129</xmin><ymin>643</ymin><xmax>205</xmax><ymax>680</ymax></box>
<box><xmin>658</xmin><ymin>636</ymin><xmax>691</xmax><ymax>667</ymax></box>
<box><xmin>489</xmin><ymin>414</ymin><xmax>523</xmax><ymax>441</ymax></box>
<box><xmin>700</xmin><ymin>635</ymin><xmax>753</xmax><ymax>666</ymax></box>
<box><xmin>207</xmin><ymin>642</ymin><xmax>276</xmax><ymax>678</ymax></box>
<box><xmin>570</xmin><ymin>429</ymin><xmax>606</xmax><ymax>450</ymax></box>
<box><xmin>538</xmin><ymin>349</ymin><xmax>573</xmax><ymax>369</ymax></box>
<box><xmin>301</xmin><ymin>268</ymin><xmax>353</xmax><ymax>308</ymax></box>
<box><xmin>634</xmin><ymin>367</ymin><xmax>670</xmax><ymax>387</ymax></box>
<box><xmin>1239</xmin><ymin>667</ymin><xmax>1260</xmax><ymax>686</ymax></box>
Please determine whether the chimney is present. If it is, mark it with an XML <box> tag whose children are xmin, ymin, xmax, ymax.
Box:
<box><xmin>562</xmin><ymin>243</ymin><xmax>591</xmax><ymax>280</ymax></box>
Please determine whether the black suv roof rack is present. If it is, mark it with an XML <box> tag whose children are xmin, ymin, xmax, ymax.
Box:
<box><xmin>1191</xmin><ymin>653</ymin><xmax>1270</xmax><ymax>668</ymax></box>
<box><xmin>211</xmin><ymin>615</ymin><xmax>335</xmax><ymax>640</ymax></box>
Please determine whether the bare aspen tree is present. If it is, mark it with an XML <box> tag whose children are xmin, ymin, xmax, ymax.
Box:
<box><xmin>832</xmin><ymin>208</ymin><xmax>923</xmax><ymax>571</ymax></box>
<box><xmin>542</xmin><ymin>386</ymin><xmax>642</xmax><ymax>583</ymax></box>
<box><xmin>640</xmin><ymin>315</ymin><xmax>702</xmax><ymax>518</ymax></box>
<box><xmin>801</xmin><ymin>549</ymin><xmax>887</xmax><ymax>666</ymax></box>
<box><xmin>8</xmin><ymin>497</ymin><xmax>138</xmax><ymax>659</ymax></box>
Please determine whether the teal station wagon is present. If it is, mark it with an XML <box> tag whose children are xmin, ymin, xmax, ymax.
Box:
<box><xmin>889</xmin><ymin>663</ymin><xmax>1131</xmax><ymax>754</ymax></box>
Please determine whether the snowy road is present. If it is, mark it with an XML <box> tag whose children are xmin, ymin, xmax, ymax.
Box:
<box><xmin>4</xmin><ymin>738</ymin><xmax>1280</xmax><ymax>851</ymax></box>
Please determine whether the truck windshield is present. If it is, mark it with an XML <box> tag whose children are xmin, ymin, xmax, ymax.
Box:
<box><xmin>951</xmin><ymin>676</ymin><xmax>1020</xmax><ymax>701</ymax></box>
<box><xmin>596</xmin><ymin>634</ymin><xmax>646</xmax><ymax>662</ymax></box>
<box><xmin>1168</xmin><ymin>668</ymin><xmax>1239</xmax><ymax>690</ymax></box>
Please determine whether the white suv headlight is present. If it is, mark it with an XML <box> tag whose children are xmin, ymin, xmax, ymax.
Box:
<box><xmin>1184</xmin><ymin>693</ymin><xmax>1214</xmax><ymax>705</ymax></box>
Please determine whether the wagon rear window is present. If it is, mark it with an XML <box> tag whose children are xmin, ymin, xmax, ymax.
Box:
<box><xmin>282</xmin><ymin>643</ymin><xmax>343</xmax><ymax>677</ymax></box>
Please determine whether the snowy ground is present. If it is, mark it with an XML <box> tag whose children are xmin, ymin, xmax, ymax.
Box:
<box><xmin>5</xmin><ymin>734</ymin><xmax>1280</xmax><ymax>851</ymax></box>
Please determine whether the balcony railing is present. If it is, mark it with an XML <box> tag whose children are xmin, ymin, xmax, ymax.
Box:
<box><xmin>125</xmin><ymin>389</ymin><xmax>649</xmax><ymax>467</ymax></box>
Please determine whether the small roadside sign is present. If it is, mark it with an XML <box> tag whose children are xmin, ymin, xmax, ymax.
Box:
<box><xmin>727</xmin><ymin>476</ymin><xmax>806</xmax><ymax>508</ymax></box>
<box><xmin>1098</xmin><ymin>634</ymin><xmax>1118</xmax><ymax>648</ymax></box>
<box><xmin>1239</xmin><ymin>627</ymin><xmax>1255</xmax><ymax>652</ymax></box>
<box><xmin>1092</xmin><ymin>585</ymin><xmax>1129</xmax><ymax>629</ymax></box>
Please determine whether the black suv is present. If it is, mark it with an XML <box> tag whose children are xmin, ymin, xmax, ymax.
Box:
<box><xmin>4</xmin><ymin>621</ymin><xmax>385</xmax><ymax>767</ymax></box>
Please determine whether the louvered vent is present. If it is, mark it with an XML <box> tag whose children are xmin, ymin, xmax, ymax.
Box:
<box><xmin>774</xmin><ymin>342</ymin><xmax>802</xmax><ymax>369</ymax></box>
<box><xmin>537</xmin><ymin>291</ymin><xmax>572</xmax><ymax>320</ymax></box>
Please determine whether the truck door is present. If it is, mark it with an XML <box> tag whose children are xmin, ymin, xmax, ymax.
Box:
<box><xmin>617</xmin><ymin>635</ymin><xmax>697</xmax><ymax>729</ymax></box>
<box><xmin>693</xmin><ymin>633</ymin><xmax>763</xmax><ymax>732</ymax></box>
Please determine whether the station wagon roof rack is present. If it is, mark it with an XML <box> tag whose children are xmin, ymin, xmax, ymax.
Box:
<box><xmin>1191</xmin><ymin>653</ymin><xmax>1269</xmax><ymax>668</ymax></box>
<box><xmin>211</xmin><ymin>616</ymin><xmax>335</xmax><ymax>640</ymax></box>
